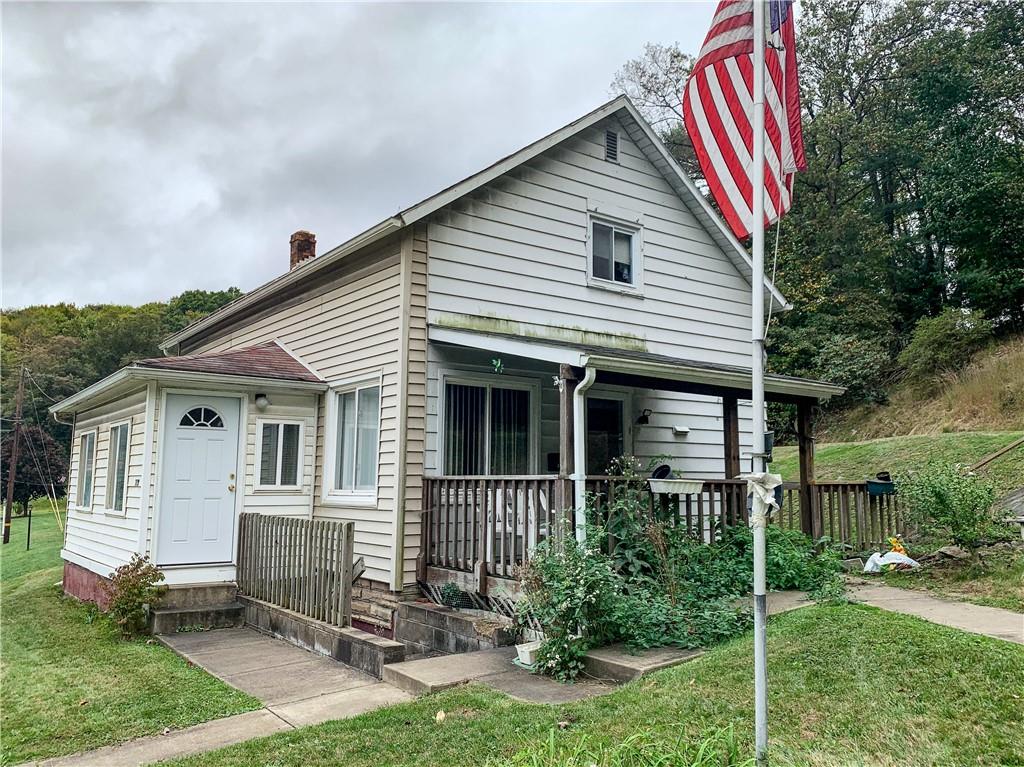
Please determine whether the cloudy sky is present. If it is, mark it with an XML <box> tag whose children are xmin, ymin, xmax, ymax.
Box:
<box><xmin>3</xmin><ymin>1</ymin><xmax>715</xmax><ymax>308</ymax></box>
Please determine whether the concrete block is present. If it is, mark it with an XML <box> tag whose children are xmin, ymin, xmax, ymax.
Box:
<box><xmin>582</xmin><ymin>644</ymin><xmax>703</xmax><ymax>683</ymax></box>
<box><xmin>382</xmin><ymin>647</ymin><xmax>516</xmax><ymax>695</ymax></box>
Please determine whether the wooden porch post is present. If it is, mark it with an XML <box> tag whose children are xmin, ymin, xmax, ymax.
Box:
<box><xmin>797</xmin><ymin>400</ymin><xmax>817</xmax><ymax>538</ymax></box>
<box><xmin>722</xmin><ymin>395</ymin><xmax>741</xmax><ymax>479</ymax></box>
<box><xmin>558</xmin><ymin>364</ymin><xmax>580</xmax><ymax>536</ymax></box>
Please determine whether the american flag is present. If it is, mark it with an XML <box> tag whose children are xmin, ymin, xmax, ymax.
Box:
<box><xmin>683</xmin><ymin>0</ymin><xmax>806</xmax><ymax>239</ymax></box>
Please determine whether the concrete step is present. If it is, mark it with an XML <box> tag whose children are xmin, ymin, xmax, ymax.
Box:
<box><xmin>582</xmin><ymin>644</ymin><xmax>704</xmax><ymax>683</ymax></box>
<box><xmin>151</xmin><ymin>603</ymin><xmax>245</xmax><ymax>635</ymax></box>
<box><xmin>394</xmin><ymin>602</ymin><xmax>517</xmax><ymax>656</ymax></box>
<box><xmin>382</xmin><ymin>646</ymin><xmax>517</xmax><ymax>695</ymax></box>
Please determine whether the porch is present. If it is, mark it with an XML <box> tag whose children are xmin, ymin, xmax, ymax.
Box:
<box><xmin>419</xmin><ymin>329</ymin><xmax>904</xmax><ymax>594</ymax></box>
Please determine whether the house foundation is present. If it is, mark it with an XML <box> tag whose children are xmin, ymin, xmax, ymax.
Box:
<box><xmin>62</xmin><ymin>560</ymin><xmax>111</xmax><ymax>609</ymax></box>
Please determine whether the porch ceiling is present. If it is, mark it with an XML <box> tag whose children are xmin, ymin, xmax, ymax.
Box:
<box><xmin>428</xmin><ymin>325</ymin><xmax>844</xmax><ymax>404</ymax></box>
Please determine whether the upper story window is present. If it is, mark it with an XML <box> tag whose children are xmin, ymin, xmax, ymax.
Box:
<box><xmin>105</xmin><ymin>422</ymin><xmax>130</xmax><ymax>512</ymax></box>
<box><xmin>323</xmin><ymin>379</ymin><xmax>381</xmax><ymax>504</ymax></box>
<box><xmin>257</xmin><ymin>420</ymin><xmax>303</xmax><ymax>490</ymax></box>
<box><xmin>589</xmin><ymin>216</ymin><xmax>642</xmax><ymax>291</ymax></box>
<box><xmin>76</xmin><ymin>431</ymin><xmax>96</xmax><ymax>510</ymax></box>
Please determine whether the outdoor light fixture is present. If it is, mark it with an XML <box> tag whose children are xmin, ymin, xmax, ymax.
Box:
<box><xmin>636</xmin><ymin>408</ymin><xmax>652</xmax><ymax>425</ymax></box>
<box><xmin>254</xmin><ymin>393</ymin><xmax>270</xmax><ymax>411</ymax></box>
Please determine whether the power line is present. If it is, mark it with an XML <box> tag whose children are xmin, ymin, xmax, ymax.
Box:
<box><xmin>24</xmin><ymin>369</ymin><xmax>60</xmax><ymax>403</ymax></box>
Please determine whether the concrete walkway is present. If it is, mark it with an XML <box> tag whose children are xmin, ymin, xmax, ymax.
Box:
<box><xmin>847</xmin><ymin>580</ymin><xmax>1024</xmax><ymax>644</ymax></box>
<box><xmin>29</xmin><ymin>591</ymin><xmax>818</xmax><ymax>766</ymax></box>
<box><xmin>31</xmin><ymin>628</ymin><xmax>412</xmax><ymax>767</ymax></box>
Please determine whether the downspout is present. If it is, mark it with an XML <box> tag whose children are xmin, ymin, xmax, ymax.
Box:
<box><xmin>571</xmin><ymin>365</ymin><xmax>597</xmax><ymax>543</ymax></box>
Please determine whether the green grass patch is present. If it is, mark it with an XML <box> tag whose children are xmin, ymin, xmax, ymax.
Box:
<box><xmin>0</xmin><ymin>508</ymin><xmax>261</xmax><ymax>764</ymax></box>
<box><xmin>1</xmin><ymin>500</ymin><xmax>66</xmax><ymax>583</ymax></box>
<box><xmin>165</xmin><ymin>605</ymin><xmax>1024</xmax><ymax>767</ymax></box>
<box><xmin>773</xmin><ymin>431</ymin><xmax>1024</xmax><ymax>493</ymax></box>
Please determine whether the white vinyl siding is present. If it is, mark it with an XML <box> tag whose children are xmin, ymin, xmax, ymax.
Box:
<box><xmin>181</xmin><ymin>237</ymin><xmax>404</xmax><ymax>584</ymax></box>
<box><xmin>426</xmin><ymin>116</ymin><xmax>756</xmax><ymax>367</ymax></box>
<box><xmin>63</xmin><ymin>389</ymin><xmax>149</xmax><ymax>576</ymax></box>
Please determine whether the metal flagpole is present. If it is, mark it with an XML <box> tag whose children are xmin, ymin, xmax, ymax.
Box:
<box><xmin>750</xmin><ymin>2</ymin><xmax>770</xmax><ymax>765</ymax></box>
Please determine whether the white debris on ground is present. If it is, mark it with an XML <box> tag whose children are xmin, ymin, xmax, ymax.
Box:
<box><xmin>863</xmin><ymin>551</ymin><xmax>921</xmax><ymax>573</ymax></box>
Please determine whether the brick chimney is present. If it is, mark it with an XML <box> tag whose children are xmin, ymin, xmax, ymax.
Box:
<box><xmin>289</xmin><ymin>230</ymin><xmax>316</xmax><ymax>270</ymax></box>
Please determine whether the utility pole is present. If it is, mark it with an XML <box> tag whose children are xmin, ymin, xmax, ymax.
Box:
<box><xmin>3</xmin><ymin>365</ymin><xmax>26</xmax><ymax>545</ymax></box>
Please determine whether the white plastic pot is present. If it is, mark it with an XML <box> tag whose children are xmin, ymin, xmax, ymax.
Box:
<box><xmin>648</xmin><ymin>478</ymin><xmax>704</xmax><ymax>496</ymax></box>
<box><xmin>516</xmin><ymin>640</ymin><xmax>542</xmax><ymax>665</ymax></box>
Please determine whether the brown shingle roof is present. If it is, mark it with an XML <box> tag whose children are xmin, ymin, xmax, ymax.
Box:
<box><xmin>135</xmin><ymin>341</ymin><xmax>322</xmax><ymax>383</ymax></box>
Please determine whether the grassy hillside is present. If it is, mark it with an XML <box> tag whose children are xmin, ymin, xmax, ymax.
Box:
<box><xmin>820</xmin><ymin>335</ymin><xmax>1024</xmax><ymax>441</ymax></box>
<box><xmin>773</xmin><ymin>431</ymin><xmax>1024</xmax><ymax>494</ymax></box>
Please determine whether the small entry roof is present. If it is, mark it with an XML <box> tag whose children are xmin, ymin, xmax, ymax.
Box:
<box><xmin>50</xmin><ymin>342</ymin><xmax>326</xmax><ymax>418</ymax></box>
<box><xmin>134</xmin><ymin>341</ymin><xmax>322</xmax><ymax>383</ymax></box>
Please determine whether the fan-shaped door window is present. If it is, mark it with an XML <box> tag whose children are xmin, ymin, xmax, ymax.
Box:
<box><xmin>179</xmin><ymin>406</ymin><xmax>225</xmax><ymax>428</ymax></box>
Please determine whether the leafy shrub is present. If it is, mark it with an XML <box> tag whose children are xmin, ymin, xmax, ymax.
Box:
<box><xmin>898</xmin><ymin>308</ymin><xmax>993</xmax><ymax>387</ymax></box>
<box><xmin>496</xmin><ymin>726</ymin><xmax>752</xmax><ymax>767</ymax></box>
<box><xmin>899</xmin><ymin>462</ymin><xmax>999</xmax><ymax>551</ymax></box>
<box><xmin>519</xmin><ymin>457</ymin><xmax>841</xmax><ymax>680</ymax></box>
<box><xmin>103</xmin><ymin>555</ymin><xmax>166</xmax><ymax>639</ymax></box>
<box><xmin>517</xmin><ymin>526</ymin><xmax>622</xmax><ymax>681</ymax></box>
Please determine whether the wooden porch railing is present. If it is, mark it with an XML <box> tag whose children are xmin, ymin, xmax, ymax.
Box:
<box><xmin>419</xmin><ymin>475</ymin><xmax>906</xmax><ymax>588</ymax></box>
<box><xmin>419</xmin><ymin>476</ymin><xmax>563</xmax><ymax>583</ymax></box>
<box><xmin>237</xmin><ymin>513</ymin><xmax>357</xmax><ymax>627</ymax></box>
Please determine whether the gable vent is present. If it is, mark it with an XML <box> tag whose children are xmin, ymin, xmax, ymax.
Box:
<box><xmin>604</xmin><ymin>129</ymin><xmax>619</xmax><ymax>163</ymax></box>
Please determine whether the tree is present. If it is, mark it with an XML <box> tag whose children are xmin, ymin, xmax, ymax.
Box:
<box><xmin>612</xmin><ymin>0</ymin><xmax>1024</xmax><ymax>421</ymax></box>
<box><xmin>0</xmin><ymin>426</ymin><xmax>67</xmax><ymax>516</ymax></box>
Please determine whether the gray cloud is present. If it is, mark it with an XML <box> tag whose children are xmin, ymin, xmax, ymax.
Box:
<box><xmin>2</xmin><ymin>1</ymin><xmax>710</xmax><ymax>307</ymax></box>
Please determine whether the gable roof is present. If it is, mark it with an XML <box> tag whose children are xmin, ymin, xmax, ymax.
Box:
<box><xmin>160</xmin><ymin>95</ymin><xmax>788</xmax><ymax>353</ymax></box>
<box><xmin>135</xmin><ymin>341</ymin><xmax>322</xmax><ymax>383</ymax></box>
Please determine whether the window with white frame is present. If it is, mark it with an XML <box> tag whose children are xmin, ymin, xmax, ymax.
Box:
<box><xmin>590</xmin><ymin>217</ymin><xmax>639</xmax><ymax>287</ymax></box>
<box><xmin>76</xmin><ymin>431</ymin><xmax>96</xmax><ymax>509</ymax></box>
<box><xmin>443</xmin><ymin>379</ymin><xmax>532</xmax><ymax>475</ymax></box>
<box><xmin>326</xmin><ymin>381</ymin><xmax>381</xmax><ymax>499</ymax></box>
<box><xmin>256</xmin><ymin>420</ymin><xmax>303</xmax><ymax>489</ymax></box>
<box><xmin>105</xmin><ymin>422</ymin><xmax>130</xmax><ymax>512</ymax></box>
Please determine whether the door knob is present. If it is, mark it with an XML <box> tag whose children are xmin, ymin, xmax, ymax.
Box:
<box><xmin>228</xmin><ymin>484</ymin><xmax>236</xmax><ymax>492</ymax></box>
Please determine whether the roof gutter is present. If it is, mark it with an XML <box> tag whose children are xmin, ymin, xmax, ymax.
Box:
<box><xmin>159</xmin><ymin>216</ymin><xmax>405</xmax><ymax>353</ymax></box>
<box><xmin>582</xmin><ymin>354</ymin><xmax>844</xmax><ymax>401</ymax></box>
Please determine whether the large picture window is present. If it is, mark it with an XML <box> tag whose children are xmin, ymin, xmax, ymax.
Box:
<box><xmin>325</xmin><ymin>381</ymin><xmax>381</xmax><ymax>502</ymax></box>
<box><xmin>76</xmin><ymin>431</ymin><xmax>96</xmax><ymax>509</ymax></box>
<box><xmin>256</xmin><ymin>420</ymin><xmax>303</xmax><ymax>489</ymax></box>
<box><xmin>105</xmin><ymin>422</ymin><xmax>130</xmax><ymax>512</ymax></box>
<box><xmin>443</xmin><ymin>380</ymin><xmax>531</xmax><ymax>475</ymax></box>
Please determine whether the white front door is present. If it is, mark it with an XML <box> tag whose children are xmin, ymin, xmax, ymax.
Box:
<box><xmin>157</xmin><ymin>394</ymin><xmax>240</xmax><ymax>566</ymax></box>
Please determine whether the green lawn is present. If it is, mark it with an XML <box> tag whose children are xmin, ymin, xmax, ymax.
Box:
<box><xmin>0</xmin><ymin>506</ymin><xmax>261</xmax><ymax>764</ymax></box>
<box><xmin>165</xmin><ymin>605</ymin><xmax>1024</xmax><ymax>767</ymax></box>
<box><xmin>772</xmin><ymin>431</ymin><xmax>1024</xmax><ymax>493</ymax></box>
